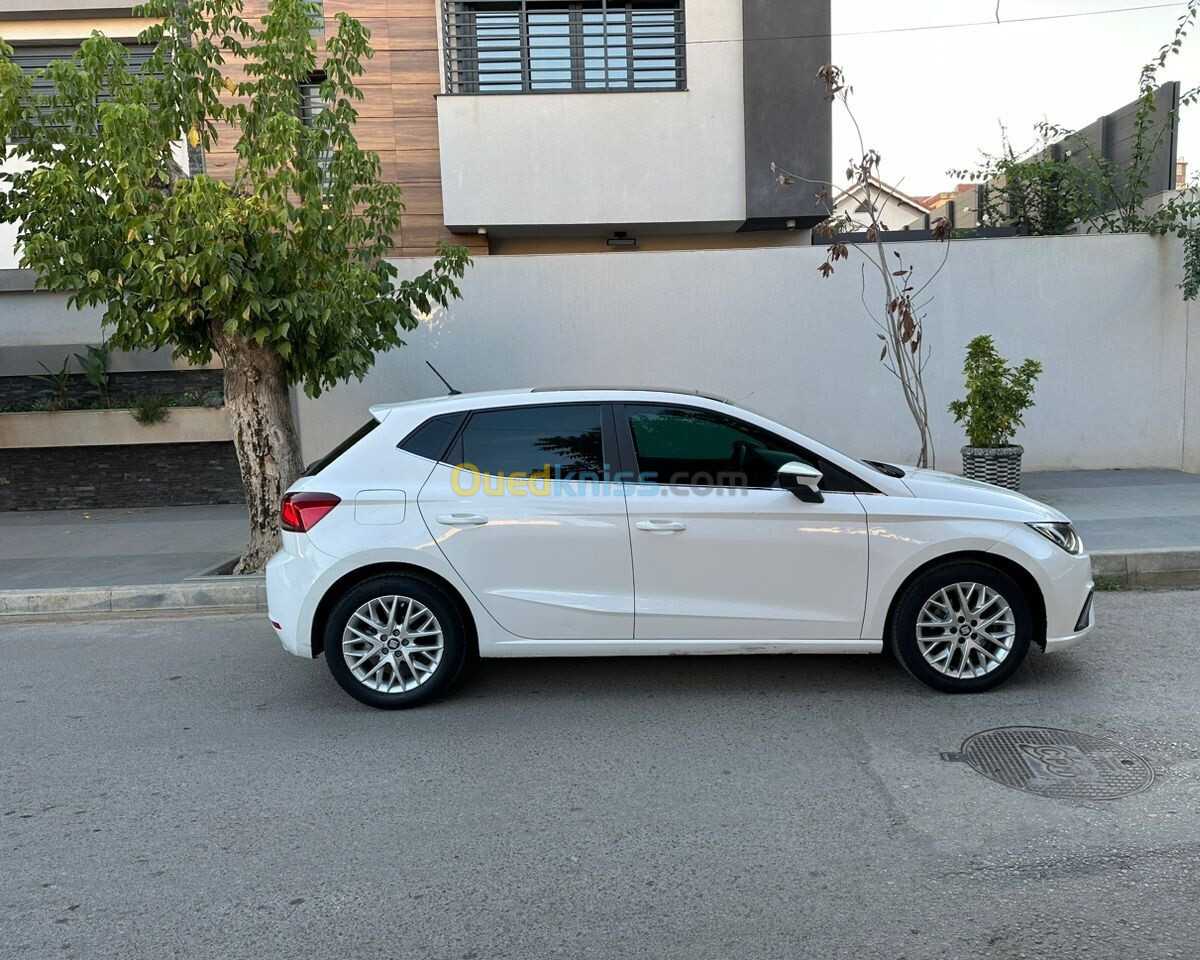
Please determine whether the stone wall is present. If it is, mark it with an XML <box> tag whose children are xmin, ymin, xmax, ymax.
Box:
<box><xmin>0</xmin><ymin>442</ymin><xmax>244</xmax><ymax>511</ymax></box>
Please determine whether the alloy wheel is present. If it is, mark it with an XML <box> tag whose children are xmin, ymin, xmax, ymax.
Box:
<box><xmin>341</xmin><ymin>595</ymin><xmax>445</xmax><ymax>693</ymax></box>
<box><xmin>915</xmin><ymin>582</ymin><xmax>1016</xmax><ymax>680</ymax></box>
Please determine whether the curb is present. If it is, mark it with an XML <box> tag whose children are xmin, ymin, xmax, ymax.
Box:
<box><xmin>1090</xmin><ymin>548</ymin><xmax>1200</xmax><ymax>589</ymax></box>
<box><xmin>0</xmin><ymin>548</ymin><xmax>1196</xmax><ymax>623</ymax></box>
<box><xmin>0</xmin><ymin>577</ymin><xmax>265</xmax><ymax>622</ymax></box>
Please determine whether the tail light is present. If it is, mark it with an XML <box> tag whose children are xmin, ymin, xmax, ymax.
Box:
<box><xmin>280</xmin><ymin>492</ymin><xmax>341</xmax><ymax>533</ymax></box>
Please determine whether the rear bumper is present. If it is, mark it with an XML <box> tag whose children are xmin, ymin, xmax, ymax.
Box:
<box><xmin>265</xmin><ymin>536</ymin><xmax>338</xmax><ymax>658</ymax></box>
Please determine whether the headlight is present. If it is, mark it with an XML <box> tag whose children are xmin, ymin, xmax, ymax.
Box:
<box><xmin>1028</xmin><ymin>521</ymin><xmax>1084</xmax><ymax>555</ymax></box>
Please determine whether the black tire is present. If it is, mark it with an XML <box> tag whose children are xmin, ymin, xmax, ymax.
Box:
<box><xmin>324</xmin><ymin>574</ymin><xmax>469</xmax><ymax>709</ymax></box>
<box><xmin>889</xmin><ymin>561</ymin><xmax>1033</xmax><ymax>694</ymax></box>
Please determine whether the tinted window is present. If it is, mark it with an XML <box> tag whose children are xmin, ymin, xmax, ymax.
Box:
<box><xmin>458</xmin><ymin>405</ymin><xmax>605</xmax><ymax>480</ymax></box>
<box><xmin>626</xmin><ymin>405</ymin><xmax>868</xmax><ymax>492</ymax></box>
<box><xmin>300</xmin><ymin>419</ymin><xmax>378</xmax><ymax>477</ymax></box>
<box><xmin>399</xmin><ymin>413</ymin><xmax>465</xmax><ymax>462</ymax></box>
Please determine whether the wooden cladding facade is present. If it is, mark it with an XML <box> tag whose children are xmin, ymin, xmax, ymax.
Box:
<box><xmin>204</xmin><ymin>0</ymin><xmax>486</xmax><ymax>258</ymax></box>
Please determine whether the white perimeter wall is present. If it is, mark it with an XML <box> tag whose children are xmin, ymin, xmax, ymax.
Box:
<box><xmin>295</xmin><ymin>233</ymin><xmax>1199</xmax><ymax>475</ymax></box>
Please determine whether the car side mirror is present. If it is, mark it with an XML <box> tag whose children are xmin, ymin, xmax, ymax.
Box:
<box><xmin>778</xmin><ymin>461</ymin><xmax>824</xmax><ymax>503</ymax></box>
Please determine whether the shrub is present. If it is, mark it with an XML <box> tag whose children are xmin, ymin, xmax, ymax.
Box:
<box><xmin>131</xmin><ymin>393</ymin><xmax>173</xmax><ymax>426</ymax></box>
<box><xmin>73</xmin><ymin>342</ymin><xmax>111</xmax><ymax>407</ymax></box>
<box><xmin>34</xmin><ymin>358</ymin><xmax>77</xmax><ymax>411</ymax></box>
<box><xmin>948</xmin><ymin>336</ymin><xmax>1042</xmax><ymax>448</ymax></box>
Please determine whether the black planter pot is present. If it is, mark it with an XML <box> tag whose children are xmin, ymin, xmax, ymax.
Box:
<box><xmin>961</xmin><ymin>444</ymin><xmax>1023</xmax><ymax>490</ymax></box>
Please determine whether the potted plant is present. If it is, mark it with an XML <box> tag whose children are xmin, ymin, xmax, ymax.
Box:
<box><xmin>948</xmin><ymin>335</ymin><xmax>1042</xmax><ymax>490</ymax></box>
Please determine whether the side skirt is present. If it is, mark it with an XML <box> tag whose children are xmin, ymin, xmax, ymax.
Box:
<box><xmin>482</xmin><ymin>638</ymin><xmax>884</xmax><ymax>658</ymax></box>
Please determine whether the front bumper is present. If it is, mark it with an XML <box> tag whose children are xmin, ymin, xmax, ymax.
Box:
<box><xmin>1042</xmin><ymin>559</ymin><xmax>1095</xmax><ymax>652</ymax></box>
<box><xmin>990</xmin><ymin>528</ymin><xmax>1094</xmax><ymax>652</ymax></box>
<box><xmin>1045</xmin><ymin>590</ymin><xmax>1094</xmax><ymax>652</ymax></box>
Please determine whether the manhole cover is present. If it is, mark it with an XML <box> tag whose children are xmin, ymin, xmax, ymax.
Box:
<box><xmin>941</xmin><ymin>726</ymin><xmax>1153</xmax><ymax>800</ymax></box>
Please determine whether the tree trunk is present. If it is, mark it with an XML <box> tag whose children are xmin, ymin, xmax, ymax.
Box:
<box><xmin>212</xmin><ymin>326</ymin><xmax>304</xmax><ymax>574</ymax></box>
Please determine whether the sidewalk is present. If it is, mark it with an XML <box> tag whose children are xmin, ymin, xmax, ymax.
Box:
<box><xmin>0</xmin><ymin>469</ymin><xmax>1197</xmax><ymax>617</ymax></box>
<box><xmin>0</xmin><ymin>503</ymin><xmax>248</xmax><ymax>589</ymax></box>
<box><xmin>1021</xmin><ymin>469</ymin><xmax>1200</xmax><ymax>550</ymax></box>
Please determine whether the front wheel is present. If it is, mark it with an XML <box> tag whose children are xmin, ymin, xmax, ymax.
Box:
<box><xmin>890</xmin><ymin>561</ymin><xmax>1033</xmax><ymax>693</ymax></box>
<box><xmin>324</xmin><ymin>575</ymin><xmax>469</xmax><ymax>709</ymax></box>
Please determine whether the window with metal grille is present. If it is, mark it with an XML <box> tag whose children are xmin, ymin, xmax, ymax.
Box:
<box><xmin>298</xmin><ymin>74</ymin><xmax>333</xmax><ymax>190</ymax></box>
<box><xmin>4</xmin><ymin>43</ymin><xmax>159</xmax><ymax>144</ymax></box>
<box><xmin>442</xmin><ymin>0</ymin><xmax>685</xmax><ymax>94</ymax></box>
<box><xmin>304</xmin><ymin>0</ymin><xmax>324</xmax><ymax>34</ymax></box>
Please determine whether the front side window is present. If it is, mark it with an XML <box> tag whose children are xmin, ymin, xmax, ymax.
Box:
<box><xmin>456</xmin><ymin>404</ymin><xmax>607</xmax><ymax>479</ymax></box>
<box><xmin>625</xmin><ymin>405</ymin><xmax>870</xmax><ymax>492</ymax></box>
<box><xmin>442</xmin><ymin>1</ymin><xmax>685</xmax><ymax>94</ymax></box>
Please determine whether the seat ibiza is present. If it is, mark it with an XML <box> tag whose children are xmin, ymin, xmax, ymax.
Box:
<box><xmin>266</xmin><ymin>388</ymin><xmax>1093</xmax><ymax>708</ymax></box>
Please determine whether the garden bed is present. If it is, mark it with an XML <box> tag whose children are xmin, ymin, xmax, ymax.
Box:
<box><xmin>0</xmin><ymin>406</ymin><xmax>230</xmax><ymax>448</ymax></box>
<box><xmin>0</xmin><ymin>368</ymin><xmax>224</xmax><ymax>412</ymax></box>
<box><xmin>0</xmin><ymin>370</ymin><xmax>242</xmax><ymax>510</ymax></box>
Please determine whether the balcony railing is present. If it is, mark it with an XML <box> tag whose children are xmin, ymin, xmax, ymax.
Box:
<box><xmin>441</xmin><ymin>0</ymin><xmax>686</xmax><ymax>95</ymax></box>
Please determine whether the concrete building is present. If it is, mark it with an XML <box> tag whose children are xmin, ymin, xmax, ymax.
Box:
<box><xmin>193</xmin><ymin>0</ymin><xmax>833</xmax><ymax>256</ymax></box>
<box><xmin>0</xmin><ymin>0</ymin><xmax>836</xmax><ymax>508</ymax></box>
<box><xmin>3</xmin><ymin>0</ymin><xmax>834</xmax><ymax>266</ymax></box>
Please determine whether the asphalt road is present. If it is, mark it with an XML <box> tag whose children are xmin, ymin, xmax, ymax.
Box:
<box><xmin>2</xmin><ymin>590</ymin><xmax>1198</xmax><ymax>960</ymax></box>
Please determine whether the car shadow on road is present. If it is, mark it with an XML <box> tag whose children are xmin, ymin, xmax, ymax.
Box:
<box><xmin>434</xmin><ymin>645</ymin><xmax>1095</xmax><ymax>709</ymax></box>
<box><xmin>272</xmin><ymin>635</ymin><xmax>1099</xmax><ymax>715</ymax></box>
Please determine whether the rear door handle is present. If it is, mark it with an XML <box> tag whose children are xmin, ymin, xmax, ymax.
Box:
<box><xmin>635</xmin><ymin>519</ymin><xmax>686</xmax><ymax>533</ymax></box>
<box><xmin>436</xmin><ymin>513</ymin><xmax>489</xmax><ymax>526</ymax></box>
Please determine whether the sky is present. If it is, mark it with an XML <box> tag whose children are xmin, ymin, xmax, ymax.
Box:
<box><xmin>829</xmin><ymin>0</ymin><xmax>1199</xmax><ymax>196</ymax></box>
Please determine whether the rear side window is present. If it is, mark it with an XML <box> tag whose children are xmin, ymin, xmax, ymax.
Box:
<box><xmin>399</xmin><ymin>413</ymin><xmax>466</xmax><ymax>461</ymax></box>
<box><xmin>300</xmin><ymin>419</ymin><xmax>379</xmax><ymax>477</ymax></box>
<box><xmin>456</xmin><ymin>405</ymin><xmax>606</xmax><ymax>480</ymax></box>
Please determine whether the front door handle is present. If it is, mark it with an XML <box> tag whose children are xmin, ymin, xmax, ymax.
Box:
<box><xmin>635</xmin><ymin>519</ymin><xmax>686</xmax><ymax>533</ymax></box>
<box><xmin>436</xmin><ymin>513</ymin><xmax>489</xmax><ymax>526</ymax></box>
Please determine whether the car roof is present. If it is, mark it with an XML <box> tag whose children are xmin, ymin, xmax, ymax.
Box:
<box><xmin>368</xmin><ymin>386</ymin><xmax>734</xmax><ymax>420</ymax></box>
<box><xmin>532</xmin><ymin>385</ymin><xmax>733</xmax><ymax>402</ymax></box>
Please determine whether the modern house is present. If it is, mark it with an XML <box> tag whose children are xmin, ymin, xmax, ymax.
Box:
<box><xmin>221</xmin><ymin>0</ymin><xmax>832</xmax><ymax>255</ymax></box>
<box><xmin>428</xmin><ymin>0</ymin><xmax>832</xmax><ymax>252</ymax></box>
<box><xmin>0</xmin><ymin>0</ymin><xmax>835</xmax><ymax>509</ymax></box>
<box><xmin>3</xmin><ymin>0</ymin><xmax>833</xmax><ymax>264</ymax></box>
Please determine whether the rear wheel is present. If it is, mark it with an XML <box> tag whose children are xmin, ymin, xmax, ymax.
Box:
<box><xmin>324</xmin><ymin>575</ymin><xmax>468</xmax><ymax>709</ymax></box>
<box><xmin>890</xmin><ymin>561</ymin><xmax>1032</xmax><ymax>693</ymax></box>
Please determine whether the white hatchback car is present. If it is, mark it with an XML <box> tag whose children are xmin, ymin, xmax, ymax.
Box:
<box><xmin>266</xmin><ymin>388</ymin><xmax>1093</xmax><ymax>708</ymax></box>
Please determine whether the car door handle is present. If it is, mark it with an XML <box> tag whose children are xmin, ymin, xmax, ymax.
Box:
<box><xmin>436</xmin><ymin>513</ymin><xmax>489</xmax><ymax>526</ymax></box>
<box><xmin>635</xmin><ymin>519</ymin><xmax>686</xmax><ymax>533</ymax></box>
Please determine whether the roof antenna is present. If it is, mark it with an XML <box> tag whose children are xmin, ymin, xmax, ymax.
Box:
<box><xmin>426</xmin><ymin>361</ymin><xmax>461</xmax><ymax>396</ymax></box>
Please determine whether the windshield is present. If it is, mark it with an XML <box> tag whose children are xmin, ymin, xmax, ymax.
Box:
<box><xmin>859</xmin><ymin>459</ymin><xmax>907</xmax><ymax>478</ymax></box>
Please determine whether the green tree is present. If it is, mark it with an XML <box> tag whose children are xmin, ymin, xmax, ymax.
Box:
<box><xmin>0</xmin><ymin>0</ymin><xmax>470</xmax><ymax>571</ymax></box>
